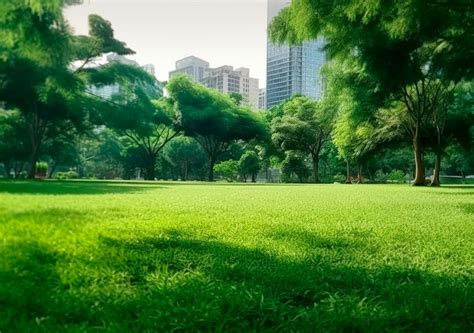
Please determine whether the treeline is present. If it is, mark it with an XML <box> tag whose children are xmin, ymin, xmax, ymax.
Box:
<box><xmin>0</xmin><ymin>0</ymin><xmax>473</xmax><ymax>185</ymax></box>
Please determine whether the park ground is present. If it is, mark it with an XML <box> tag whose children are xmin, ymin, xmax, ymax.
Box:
<box><xmin>0</xmin><ymin>181</ymin><xmax>473</xmax><ymax>332</ymax></box>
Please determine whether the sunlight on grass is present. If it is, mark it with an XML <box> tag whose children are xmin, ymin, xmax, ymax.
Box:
<box><xmin>0</xmin><ymin>181</ymin><xmax>473</xmax><ymax>331</ymax></box>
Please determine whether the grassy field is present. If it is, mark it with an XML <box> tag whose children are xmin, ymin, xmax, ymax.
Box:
<box><xmin>0</xmin><ymin>181</ymin><xmax>473</xmax><ymax>332</ymax></box>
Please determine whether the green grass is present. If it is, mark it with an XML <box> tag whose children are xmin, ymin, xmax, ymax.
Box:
<box><xmin>0</xmin><ymin>180</ymin><xmax>473</xmax><ymax>332</ymax></box>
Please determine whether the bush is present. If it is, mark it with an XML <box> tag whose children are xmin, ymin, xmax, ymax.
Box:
<box><xmin>214</xmin><ymin>160</ymin><xmax>238</xmax><ymax>182</ymax></box>
<box><xmin>54</xmin><ymin>171</ymin><xmax>79</xmax><ymax>180</ymax></box>
<box><xmin>375</xmin><ymin>170</ymin><xmax>388</xmax><ymax>183</ymax></box>
<box><xmin>387</xmin><ymin>170</ymin><xmax>406</xmax><ymax>183</ymax></box>
<box><xmin>333</xmin><ymin>173</ymin><xmax>346</xmax><ymax>183</ymax></box>
<box><xmin>35</xmin><ymin>161</ymin><xmax>48</xmax><ymax>177</ymax></box>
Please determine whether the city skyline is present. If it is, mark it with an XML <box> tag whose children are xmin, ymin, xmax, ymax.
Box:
<box><xmin>65</xmin><ymin>0</ymin><xmax>267</xmax><ymax>84</ymax></box>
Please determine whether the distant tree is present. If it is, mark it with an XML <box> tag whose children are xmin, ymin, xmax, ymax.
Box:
<box><xmin>163</xmin><ymin>136</ymin><xmax>208</xmax><ymax>181</ymax></box>
<box><xmin>214</xmin><ymin>160</ymin><xmax>239</xmax><ymax>182</ymax></box>
<box><xmin>238</xmin><ymin>151</ymin><xmax>261</xmax><ymax>182</ymax></box>
<box><xmin>166</xmin><ymin>76</ymin><xmax>268</xmax><ymax>181</ymax></box>
<box><xmin>281</xmin><ymin>152</ymin><xmax>311</xmax><ymax>183</ymax></box>
<box><xmin>229</xmin><ymin>92</ymin><xmax>243</xmax><ymax>106</ymax></box>
<box><xmin>103</xmin><ymin>93</ymin><xmax>178</xmax><ymax>180</ymax></box>
<box><xmin>272</xmin><ymin>95</ymin><xmax>335</xmax><ymax>183</ymax></box>
<box><xmin>0</xmin><ymin>110</ymin><xmax>29</xmax><ymax>178</ymax></box>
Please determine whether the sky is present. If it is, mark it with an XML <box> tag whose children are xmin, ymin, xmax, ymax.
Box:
<box><xmin>64</xmin><ymin>0</ymin><xmax>268</xmax><ymax>86</ymax></box>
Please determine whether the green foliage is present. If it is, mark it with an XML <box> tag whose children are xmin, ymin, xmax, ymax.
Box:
<box><xmin>214</xmin><ymin>160</ymin><xmax>239</xmax><ymax>182</ymax></box>
<box><xmin>0</xmin><ymin>181</ymin><xmax>473</xmax><ymax>331</ymax></box>
<box><xmin>166</xmin><ymin>76</ymin><xmax>268</xmax><ymax>181</ymax></box>
<box><xmin>35</xmin><ymin>161</ymin><xmax>48</xmax><ymax>173</ymax></box>
<box><xmin>162</xmin><ymin>136</ymin><xmax>208</xmax><ymax>181</ymax></box>
<box><xmin>238</xmin><ymin>151</ymin><xmax>261</xmax><ymax>182</ymax></box>
<box><xmin>281</xmin><ymin>152</ymin><xmax>311</xmax><ymax>183</ymax></box>
<box><xmin>272</xmin><ymin>95</ymin><xmax>335</xmax><ymax>182</ymax></box>
<box><xmin>54</xmin><ymin>170</ymin><xmax>79</xmax><ymax>180</ymax></box>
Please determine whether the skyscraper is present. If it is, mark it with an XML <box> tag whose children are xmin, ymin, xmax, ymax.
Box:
<box><xmin>169</xmin><ymin>57</ymin><xmax>260</xmax><ymax>109</ymax></box>
<box><xmin>266</xmin><ymin>0</ymin><xmax>326</xmax><ymax>109</ymax></box>
<box><xmin>169</xmin><ymin>56</ymin><xmax>210</xmax><ymax>82</ymax></box>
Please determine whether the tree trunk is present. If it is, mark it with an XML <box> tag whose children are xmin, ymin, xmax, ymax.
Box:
<box><xmin>48</xmin><ymin>161</ymin><xmax>58</xmax><ymax>179</ymax></box>
<box><xmin>461</xmin><ymin>170</ymin><xmax>466</xmax><ymax>184</ymax></box>
<box><xmin>208</xmin><ymin>157</ymin><xmax>216</xmax><ymax>182</ymax></box>
<box><xmin>27</xmin><ymin>148</ymin><xmax>39</xmax><ymax>179</ymax></box>
<box><xmin>345</xmin><ymin>160</ymin><xmax>351</xmax><ymax>184</ymax></box>
<box><xmin>146</xmin><ymin>155</ymin><xmax>156</xmax><ymax>181</ymax></box>
<box><xmin>430</xmin><ymin>149</ymin><xmax>442</xmax><ymax>187</ymax></box>
<box><xmin>412</xmin><ymin>134</ymin><xmax>425</xmax><ymax>186</ymax></box>
<box><xmin>311</xmin><ymin>156</ymin><xmax>320</xmax><ymax>183</ymax></box>
<box><xmin>357</xmin><ymin>164</ymin><xmax>362</xmax><ymax>184</ymax></box>
<box><xmin>251</xmin><ymin>173</ymin><xmax>256</xmax><ymax>183</ymax></box>
<box><xmin>183</xmin><ymin>161</ymin><xmax>188</xmax><ymax>181</ymax></box>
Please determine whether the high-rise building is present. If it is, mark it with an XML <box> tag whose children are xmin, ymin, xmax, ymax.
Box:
<box><xmin>90</xmin><ymin>54</ymin><xmax>163</xmax><ymax>99</ymax></box>
<box><xmin>266</xmin><ymin>0</ymin><xmax>326</xmax><ymax>109</ymax></box>
<box><xmin>169</xmin><ymin>57</ymin><xmax>260</xmax><ymax>109</ymax></box>
<box><xmin>169</xmin><ymin>56</ymin><xmax>210</xmax><ymax>82</ymax></box>
<box><xmin>258</xmin><ymin>88</ymin><xmax>266</xmax><ymax>110</ymax></box>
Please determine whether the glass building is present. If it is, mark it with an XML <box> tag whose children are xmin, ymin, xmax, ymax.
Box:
<box><xmin>266</xmin><ymin>0</ymin><xmax>326</xmax><ymax>109</ymax></box>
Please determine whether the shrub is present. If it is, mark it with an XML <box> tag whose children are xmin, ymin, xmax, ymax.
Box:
<box><xmin>214</xmin><ymin>160</ymin><xmax>239</xmax><ymax>182</ymax></box>
<box><xmin>375</xmin><ymin>170</ymin><xmax>388</xmax><ymax>183</ymax></box>
<box><xmin>54</xmin><ymin>171</ymin><xmax>79</xmax><ymax>180</ymax></box>
<box><xmin>333</xmin><ymin>173</ymin><xmax>346</xmax><ymax>183</ymax></box>
<box><xmin>388</xmin><ymin>170</ymin><xmax>406</xmax><ymax>183</ymax></box>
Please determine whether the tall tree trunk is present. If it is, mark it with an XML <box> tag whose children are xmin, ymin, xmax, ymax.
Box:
<box><xmin>27</xmin><ymin>147</ymin><xmax>39</xmax><ymax>179</ymax></box>
<box><xmin>311</xmin><ymin>156</ymin><xmax>320</xmax><ymax>183</ymax></box>
<box><xmin>183</xmin><ymin>161</ymin><xmax>188</xmax><ymax>181</ymax></box>
<box><xmin>251</xmin><ymin>173</ymin><xmax>256</xmax><ymax>183</ymax></box>
<box><xmin>146</xmin><ymin>155</ymin><xmax>156</xmax><ymax>181</ymax></box>
<box><xmin>208</xmin><ymin>157</ymin><xmax>216</xmax><ymax>182</ymax></box>
<box><xmin>357</xmin><ymin>163</ymin><xmax>362</xmax><ymax>184</ymax></box>
<box><xmin>48</xmin><ymin>161</ymin><xmax>58</xmax><ymax>179</ymax></box>
<box><xmin>412</xmin><ymin>134</ymin><xmax>425</xmax><ymax>186</ymax></box>
<box><xmin>430</xmin><ymin>148</ymin><xmax>442</xmax><ymax>187</ymax></box>
<box><xmin>345</xmin><ymin>160</ymin><xmax>351</xmax><ymax>184</ymax></box>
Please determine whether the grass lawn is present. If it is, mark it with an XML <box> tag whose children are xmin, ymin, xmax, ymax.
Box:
<box><xmin>0</xmin><ymin>181</ymin><xmax>473</xmax><ymax>332</ymax></box>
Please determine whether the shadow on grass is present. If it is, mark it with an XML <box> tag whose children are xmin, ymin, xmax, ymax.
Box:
<box><xmin>1</xmin><ymin>229</ymin><xmax>472</xmax><ymax>332</ymax></box>
<box><xmin>0</xmin><ymin>180</ymin><xmax>166</xmax><ymax>195</ymax></box>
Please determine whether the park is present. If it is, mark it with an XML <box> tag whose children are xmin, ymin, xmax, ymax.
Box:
<box><xmin>1</xmin><ymin>0</ymin><xmax>473</xmax><ymax>331</ymax></box>
<box><xmin>0</xmin><ymin>180</ymin><xmax>473</xmax><ymax>331</ymax></box>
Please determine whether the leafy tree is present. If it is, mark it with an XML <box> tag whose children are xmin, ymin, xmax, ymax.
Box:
<box><xmin>214</xmin><ymin>160</ymin><xmax>239</xmax><ymax>182</ymax></box>
<box><xmin>102</xmin><ymin>88</ymin><xmax>177</xmax><ymax>180</ymax></box>
<box><xmin>0</xmin><ymin>1</ymin><xmax>139</xmax><ymax>178</ymax></box>
<box><xmin>272</xmin><ymin>96</ymin><xmax>335</xmax><ymax>183</ymax></box>
<box><xmin>229</xmin><ymin>92</ymin><xmax>243</xmax><ymax>106</ymax></box>
<box><xmin>270</xmin><ymin>0</ymin><xmax>474</xmax><ymax>185</ymax></box>
<box><xmin>0</xmin><ymin>110</ymin><xmax>29</xmax><ymax>177</ymax></box>
<box><xmin>238</xmin><ymin>151</ymin><xmax>261</xmax><ymax>182</ymax></box>
<box><xmin>281</xmin><ymin>152</ymin><xmax>311</xmax><ymax>183</ymax></box>
<box><xmin>167</xmin><ymin>75</ymin><xmax>268</xmax><ymax>181</ymax></box>
<box><xmin>428</xmin><ymin>81</ymin><xmax>474</xmax><ymax>186</ymax></box>
<box><xmin>163</xmin><ymin>136</ymin><xmax>208</xmax><ymax>181</ymax></box>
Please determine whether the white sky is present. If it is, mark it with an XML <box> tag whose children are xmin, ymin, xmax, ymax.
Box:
<box><xmin>64</xmin><ymin>0</ymin><xmax>268</xmax><ymax>87</ymax></box>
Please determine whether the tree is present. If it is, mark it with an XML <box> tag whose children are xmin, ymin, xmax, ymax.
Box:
<box><xmin>163</xmin><ymin>136</ymin><xmax>208</xmax><ymax>181</ymax></box>
<box><xmin>214</xmin><ymin>160</ymin><xmax>239</xmax><ymax>182</ymax></box>
<box><xmin>0</xmin><ymin>110</ymin><xmax>29</xmax><ymax>177</ymax></box>
<box><xmin>281</xmin><ymin>152</ymin><xmax>311</xmax><ymax>183</ymax></box>
<box><xmin>428</xmin><ymin>81</ymin><xmax>474</xmax><ymax>186</ymax></box>
<box><xmin>238</xmin><ymin>151</ymin><xmax>261</xmax><ymax>182</ymax></box>
<box><xmin>271</xmin><ymin>96</ymin><xmax>335</xmax><ymax>183</ymax></box>
<box><xmin>270</xmin><ymin>0</ymin><xmax>474</xmax><ymax>185</ymax></box>
<box><xmin>0</xmin><ymin>1</ymin><xmax>139</xmax><ymax>178</ymax></box>
<box><xmin>101</xmin><ymin>87</ymin><xmax>178</xmax><ymax>180</ymax></box>
<box><xmin>166</xmin><ymin>75</ymin><xmax>268</xmax><ymax>181</ymax></box>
